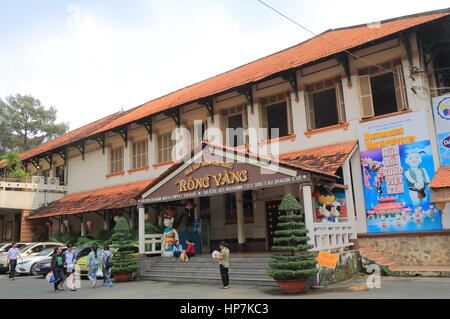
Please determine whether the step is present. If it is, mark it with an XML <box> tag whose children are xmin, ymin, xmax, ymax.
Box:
<box><xmin>374</xmin><ymin>257</ymin><xmax>392</xmax><ymax>265</ymax></box>
<box><xmin>145</xmin><ymin>268</ymin><xmax>267</xmax><ymax>276</ymax></box>
<box><xmin>366</xmin><ymin>252</ymin><xmax>383</xmax><ymax>260</ymax></box>
<box><xmin>154</xmin><ymin>256</ymin><xmax>272</xmax><ymax>262</ymax></box>
<box><xmin>155</xmin><ymin>261</ymin><xmax>271</xmax><ymax>268</ymax></box>
<box><xmin>142</xmin><ymin>273</ymin><xmax>277</xmax><ymax>286</ymax></box>
<box><xmin>359</xmin><ymin>247</ymin><xmax>375</xmax><ymax>255</ymax></box>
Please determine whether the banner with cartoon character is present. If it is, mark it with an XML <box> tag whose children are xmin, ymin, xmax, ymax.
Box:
<box><xmin>432</xmin><ymin>93</ymin><xmax>450</xmax><ymax>166</ymax></box>
<box><xmin>357</xmin><ymin>110</ymin><xmax>442</xmax><ymax>233</ymax></box>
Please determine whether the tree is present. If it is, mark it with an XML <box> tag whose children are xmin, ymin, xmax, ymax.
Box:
<box><xmin>111</xmin><ymin>217</ymin><xmax>138</xmax><ymax>276</ymax></box>
<box><xmin>0</xmin><ymin>94</ymin><xmax>68</xmax><ymax>155</ymax></box>
<box><xmin>267</xmin><ymin>193</ymin><xmax>318</xmax><ymax>283</ymax></box>
<box><xmin>0</xmin><ymin>152</ymin><xmax>28</xmax><ymax>179</ymax></box>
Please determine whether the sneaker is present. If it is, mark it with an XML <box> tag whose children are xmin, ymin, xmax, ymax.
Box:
<box><xmin>108</xmin><ymin>282</ymin><xmax>113</xmax><ymax>287</ymax></box>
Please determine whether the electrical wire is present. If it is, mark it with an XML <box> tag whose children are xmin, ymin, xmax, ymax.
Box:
<box><xmin>255</xmin><ymin>0</ymin><xmax>401</xmax><ymax>74</ymax></box>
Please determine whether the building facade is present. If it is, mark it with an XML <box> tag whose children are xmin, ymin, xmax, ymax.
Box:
<box><xmin>1</xmin><ymin>9</ymin><xmax>450</xmax><ymax>265</ymax></box>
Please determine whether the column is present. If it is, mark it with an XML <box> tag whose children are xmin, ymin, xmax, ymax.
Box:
<box><xmin>104</xmin><ymin>211</ymin><xmax>109</xmax><ymax>230</ymax></box>
<box><xmin>130</xmin><ymin>207</ymin><xmax>136</xmax><ymax>228</ymax></box>
<box><xmin>80</xmin><ymin>214</ymin><xmax>85</xmax><ymax>236</ymax></box>
<box><xmin>236</xmin><ymin>192</ymin><xmax>246</xmax><ymax>252</ymax></box>
<box><xmin>300</xmin><ymin>184</ymin><xmax>314</xmax><ymax>246</ymax></box>
<box><xmin>138</xmin><ymin>205</ymin><xmax>146</xmax><ymax>256</ymax></box>
<box><xmin>342</xmin><ymin>159</ymin><xmax>357</xmax><ymax>239</ymax></box>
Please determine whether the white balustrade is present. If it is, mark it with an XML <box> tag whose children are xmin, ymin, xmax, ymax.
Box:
<box><xmin>144</xmin><ymin>234</ymin><xmax>164</xmax><ymax>255</ymax></box>
<box><xmin>308</xmin><ymin>222</ymin><xmax>355</xmax><ymax>253</ymax></box>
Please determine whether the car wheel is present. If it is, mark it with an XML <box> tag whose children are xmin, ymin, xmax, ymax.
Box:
<box><xmin>30</xmin><ymin>264</ymin><xmax>38</xmax><ymax>276</ymax></box>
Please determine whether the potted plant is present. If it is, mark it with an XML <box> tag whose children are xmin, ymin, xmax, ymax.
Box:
<box><xmin>267</xmin><ymin>193</ymin><xmax>318</xmax><ymax>293</ymax></box>
<box><xmin>111</xmin><ymin>217</ymin><xmax>138</xmax><ymax>282</ymax></box>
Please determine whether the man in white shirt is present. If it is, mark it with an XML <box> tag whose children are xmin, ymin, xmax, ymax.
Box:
<box><xmin>7</xmin><ymin>243</ymin><xmax>23</xmax><ymax>280</ymax></box>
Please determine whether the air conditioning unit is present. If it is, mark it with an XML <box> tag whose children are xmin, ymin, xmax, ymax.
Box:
<box><xmin>31</xmin><ymin>176</ymin><xmax>45</xmax><ymax>184</ymax></box>
<box><xmin>47</xmin><ymin>177</ymin><xmax>60</xmax><ymax>186</ymax></box>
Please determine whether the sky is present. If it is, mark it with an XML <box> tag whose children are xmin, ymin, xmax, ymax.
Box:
<box><xmin>0</xmin><ymin>0</ymin><xmax>448</xmax><ymax>130</ymax></box>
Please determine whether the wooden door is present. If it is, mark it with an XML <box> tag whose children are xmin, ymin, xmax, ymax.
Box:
<box><xmin>265</xmin><ymin>200</ymin><xmax>281</xmax><ymax>250</ymax></box>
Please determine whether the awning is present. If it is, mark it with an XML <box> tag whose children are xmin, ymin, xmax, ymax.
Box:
<box><xmin>137</xmin><ymin>141</ymin><xmax>356</xmax><ymax>204</ymax></box>
<box><xmin>28</xmin><ymin>179</ymin><xmax>154</xmax><ymax>219</ymax></box>
<box><xmin>430</xmin><ymin>165</ymin><xmax>450</xmax><ymax>204</ymax></box>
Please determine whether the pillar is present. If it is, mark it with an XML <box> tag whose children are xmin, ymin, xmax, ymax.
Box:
<box><xmin>138</xmin><ymin>205</ymin><xmax>146</xmax><ymax>256</ymax></box>
<box><xmin>194</xmin><ymin>198</ymin><xmax>201</xmax><ymax>220</ymax></box>
<box><xmin>236</xmin><ymin>191</ymin><xmax>246</xmax><ymax>252</ymax></box>
<box><xmin>300</xmin><ymin>184</ymin><xmax>314</xmax><ymax>246</ymax></box>
<box><xmin>342</xmin><ymin>159</ymin><xmax>357</xmax><ymax>239</ymax></box>
<box><xmin>130</xmin><ymin>207</ymin><xmax>136</xmax><ymax>228</ymax></box>
<box><xmin>104</xmin><ymin>211</ymin><xmax>109</xmax><ymax>230</ymax></box>
<box><xmin>80</xmin><ymin>214</ymin><xmax>85</xmax><ymax>236</ymax></box>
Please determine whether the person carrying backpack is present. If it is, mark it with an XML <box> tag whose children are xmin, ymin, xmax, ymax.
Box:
<box><xmin>86</xmin><ymin>245</ymin><xmax>100</xmax><ymax>288</ymax></box>
<box><xmin>101</xmin><ymin>245</ymin><xmax>113</xmax><ymax>287</ymax></box>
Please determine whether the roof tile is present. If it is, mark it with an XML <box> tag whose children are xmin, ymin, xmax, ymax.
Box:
<box><xmin>430</xmin><ymin>165</ymin><xmax>450</xmax><ymax>188</ymax></box>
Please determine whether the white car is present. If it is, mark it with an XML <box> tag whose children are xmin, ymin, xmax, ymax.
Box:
<box><xmin>0</xmin><ymin>242</ymin><xmax>64</xmax><ymax>273</ymax></box>
<box><xmin>16</xmin><ymin>247</ymin><xmax>67</xmax><ymax>276</ymax></box>
<box><xmin>0</xmin><ymin>243</ymin><xmax>30</xmax><ymax>256</ymax></box>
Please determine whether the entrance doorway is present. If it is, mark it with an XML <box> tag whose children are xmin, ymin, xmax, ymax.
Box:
<box><xmin>265</xmin><ymin>200</ymin><xmax>281</xmax><ymax>250</ymax></box>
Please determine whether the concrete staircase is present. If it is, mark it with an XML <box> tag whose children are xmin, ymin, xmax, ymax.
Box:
<box><xmin>359</xmin><ymin>247</ymin><xmax>401</xmax><ymax>271</ymax></box>
<box><xmin>141</xmin><ymin>255</ymin><xmax>277</xmax><ymax>286</ymax></box>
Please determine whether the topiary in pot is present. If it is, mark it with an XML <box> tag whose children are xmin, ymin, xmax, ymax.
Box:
<box><xmin>267</xmin><ymin>193</ymin><xmax>318</xmax><ymax>293</ymax></box>
<box><xmin>111</xmin><ymin>217</ymin><xmax>138</xmax><ymax>282</ymax></box>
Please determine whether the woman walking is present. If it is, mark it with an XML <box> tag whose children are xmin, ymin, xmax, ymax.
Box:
<box><xmin>86</xmin><ymin>245</ymin><xmax>101</xmax><ymax>288</ymax></box>
<box><xmin>215</xmin><ymin>241</ymin><xmax>230</xmax><ymax>289</ymax></box>
<box><xmin>50</xmin><ymin>247</ymin><xmax>66</xmax><ymax>293</ymax></box>
<box><xmin>63</xmin><ymin>245</ymin><xmax>77</xmax><ymax>291</ymax></box>
<box><xmin>101</xmin><ymin>245</ymin><xmax>113</xmax><ymax>288</ymax></box>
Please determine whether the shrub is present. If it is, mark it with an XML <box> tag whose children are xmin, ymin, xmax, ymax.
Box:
<box><xmin>49</xmin><ymin>232</ymin><xmax>80</xmax><ymax>246</ymax></box>
<box><xmin>267</xmin><ymin>193</ymin><xmax>318</xmax><ymax>281</ymax></box>
<box><xmin>32</xmin><ymin>231</ymin><xmax>48</xmax><ymax>242</ymax></box>
<box><xmin>111</xmin><ymin>217</ymin><xmax>138</xmax><ymax>275</ymax></box>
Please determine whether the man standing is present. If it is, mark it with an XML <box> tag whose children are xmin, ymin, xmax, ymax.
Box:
<box><xmin>6</xmin><ymin>243</ymin><xmax>23</xmax><ymax>281</ymax></box>
<box><xmin>215</xmin><ymin>241</ymin><xmax>230</xmax><ymax>289</ymax></box>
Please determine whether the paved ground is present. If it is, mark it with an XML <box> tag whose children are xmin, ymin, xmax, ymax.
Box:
<box><xmin>1</xmin><ymin>274</ymin><xmax>450</xmax><ymax>299</ymax></box>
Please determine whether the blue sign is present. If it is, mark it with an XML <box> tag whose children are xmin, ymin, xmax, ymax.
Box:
<box><xmin>432</xmin><ymin>95</ymin><xmax>450</xmax><ymax>166</ymax></box>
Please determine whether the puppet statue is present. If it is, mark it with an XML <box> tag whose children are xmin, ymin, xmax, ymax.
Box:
<box><xmin>163</xmin><ymin>208</ymin><xmax>179</xmax><ymax>257</ymax></box>
<box><xmin>315</xmin><ymin>185</ymin><xmax>341</xmax><ymax>223</ymax></box>
<box><xmin>404</xmin><ymin>150</ymin><xmax>430</xmax><ymax>207</ymax></box>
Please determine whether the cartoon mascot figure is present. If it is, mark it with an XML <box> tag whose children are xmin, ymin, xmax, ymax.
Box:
<box><xmin>314</xmin><ymin>185</ymin><xmax>341</xmax><ymax>223</ymax></box>
<box><xmin>404</xmin><ymin>150</ymin><xmax>430</xmax><ymax>207</ymax></box>
<box><xmin>163</xmin><ymin>208</ymin><xmax>179</xmax><ymax>257</ymax></box>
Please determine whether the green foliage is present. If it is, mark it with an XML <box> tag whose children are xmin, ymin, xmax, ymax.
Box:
<box><xmin>145</xmin><ymin>222</ymin><xmax>164</xmax><ymax>234</ymax></box>
<box><xmin>278</xmin><ymin>193</ymin><xmax>302</xmax><ymax>212</ymax></box>
<box><xmin>0</xmin><ymin>94</ymin><xmax>68</xmax><ymax>155</ymax></box>
<box><xmin>31</xmin><ymin>231</ymin><xmax>48</xmax><ymax>242</ymax></box>
<box><xmin>0</xmin><ymin>152</ymin><xmax>29</xmax><ymax>179</ymax></box>
<box><xmin>267</xmin><ymin>193</ymin><xmax>318</xmax><ymax>282</ymax></box>
<box><xmin>111</xmin><ymin>217</ymin><xmax>138</xmax><ymax>275</ymax></box>
<box><xmin>49</xmin><ymin>232</ymin><xmax>80</xmax><ymax>246</ymax></box>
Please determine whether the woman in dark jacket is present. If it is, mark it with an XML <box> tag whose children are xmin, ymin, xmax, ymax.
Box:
<box><xmin>51</xmin><ymin>247</ymin><xmax>66</xmax><ymax>293</ymax></box>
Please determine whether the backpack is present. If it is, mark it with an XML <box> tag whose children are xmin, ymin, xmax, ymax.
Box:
<box><xmin>104</xmin><ymin>251</ymin><xmax>113</xmax><ymax>268</ymax></box>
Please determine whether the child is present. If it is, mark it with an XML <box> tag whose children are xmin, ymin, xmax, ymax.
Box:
<box><xmin>181</xmin><ymin>238</ymin><xmax>196</xmax><ymax>261</ymax></box>
<box><xmin>172</xmin><ymin>240</ymin><xmax>183</xmax><ymax>262</ymax></box>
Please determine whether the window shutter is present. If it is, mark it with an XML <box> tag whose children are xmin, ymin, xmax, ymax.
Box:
<box><xmin>242</xmin><ymin>106</ymin><xmax>249</xmax><ymax>144</ymax></box>
<box><xmin>304</xmin><ymin>91</ymin><xmax>315</xmax><ymax>130</ymax></box>
<box><xmin>335</xmin><ymin>81</ymin><xmax>346</xmax><ymax>124</ymax></box>
<box><xmin>358</xmin><ymin>75</ymin><xmax>375</xmax><ymax>118</ymax></box>
<box><xmin>220</xmin><ymin>114</ymin><xmax>228</xmax><ymax>146</ymax></box>
<box><xmin>286</xmin><ymin>96</ymin><xmax>294</xmax><ymax>134</ymax></box>
<box><xmin>393</xmin><ymin>64</ymin><xmax>408</xmax><ymax>111</ymax></box>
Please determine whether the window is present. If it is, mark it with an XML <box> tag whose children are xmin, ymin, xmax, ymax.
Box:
<box><xmin>305</xmin><ymin>78</ymin><xmax>346</xmax><ymax>130</ymax></box>
<box><xmin>358</xmin><ymin>59</ymin><xmax>408</xmax><ymax>119</ymax></box>
<box><xmin>132</xmin><ymin>140</ymin><xmax>148</xmax><ymax>169</ymax></box>
<box><xmin>220</xmin><ymin>105</ymin><xmax>248</xmax><ymax>147</ymax></box>
<box><xmin>157</xmin><ymin>133</ymin><xmax>175</xmax><ymax>163</ymax></box>
<box><xmin>428</xmin><ymin>50</ymin><xmax>450</xmax><ymax>96</ymax></box>
<box><xmin>110</xmin><ymin>146</ymin><xmax>124</xmax><ymax>174</ymax></box>
<box><xmin>187</xmin><ymin>121</ymin><xmax>208</xmax><ymax>148</ymax></box>
<box><xmin>260</xmin><ymin>92</ymin><xmax>293</xmax><ymax>139</ymax></box>
<box><xmin>55</xmin><ymin>165</ymin><xmax>65</xmax><ymax>185</ymax></box>
<box><xmin>224</xmin><ymin>191</ymin><xmax>254</xmax><ymax>224</ymax></box>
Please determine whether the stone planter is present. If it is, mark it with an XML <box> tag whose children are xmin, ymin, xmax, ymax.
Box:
<box><xmin>276</xmin><ymin>279</ymin><xmax>307</xmax><ymax>293</ymax></box>
<box><xmin>113</xmin><ymin>272</ymin><xmax>132</xmax><ymax>282</ymax></box>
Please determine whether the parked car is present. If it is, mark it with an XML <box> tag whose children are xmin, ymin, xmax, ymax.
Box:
<box><xmin>76</xmin><ymin>245</ymin><xmax>139</xmax><ymax>278</ymax></box>
<box><xmin>16</xmin><ymin>247</ymin><xmax>67</xmax><ymax>276</ymax></box>
<box><xmin>0</xmin><ymin>243</ymin><xmax>30</xmax><ymax>256</ymax></box>
<box><xmin>0</xmin><ymin>242</ymin><xmax>64</xmax><ymax>273</ymax></box>
<box><xmin>35</xmin><ymin>246</ymin><xmax>92</xmax><ymax>277</ymax></box>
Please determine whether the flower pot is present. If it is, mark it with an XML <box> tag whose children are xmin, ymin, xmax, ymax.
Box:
<box><xmin>276</xmin><ymin>279</ymin><xmax>308</xmax><ymax>293</ymax></box>
<box><xmin>113</xmin><ymin>272</ymin><xmax>132</xmax><ymax>282</ymax></box>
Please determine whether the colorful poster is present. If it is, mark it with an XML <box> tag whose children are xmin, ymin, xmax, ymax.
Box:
<box><xmin>357</xmin><ymin>111</ymin><xmax>442</xmax><ymax>233</ymax></box>
<box><xmin>432</xmin><ymin>94</ymin><xmax>450</xmax><ymax>166</ymax></box>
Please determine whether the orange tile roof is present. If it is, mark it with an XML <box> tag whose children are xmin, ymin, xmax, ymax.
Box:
<box><xmin>0</xmin><ymin>111</ymin><xmax>127</xmax><ymax>168</ymax></box>
<box><xmin>28</xmin><ymin>179</ymin><xmax>154</xmax><ymax>219</ymax></box>
<box><xmin>92</xmin><ymin>11</ymin><xmax>449</xmax><ymax>135</ymax></box>
<box><xmin>430</xmin><ymin>165</ymin><xmax>450</xmax><ymax>189</ymax></box>
<box><xmin>3</xmin><ymin>10</ymin><xmax>449</xmax><ymax>164</ymax></box>
<box><xmin>280</xmin><ymin>140</ymin><xmax>358</xmax><ymax>174</ymax></box>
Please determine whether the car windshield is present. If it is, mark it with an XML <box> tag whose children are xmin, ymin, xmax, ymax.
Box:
<box><xmin>37</xmin><ymin>248</ymin><xmax>55</xmax><ymax>256</ymax></box>
<box><xmin>19</xmin><ymin>245</ymin><xmax>33</xmax><ymax>253</ymax></box>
